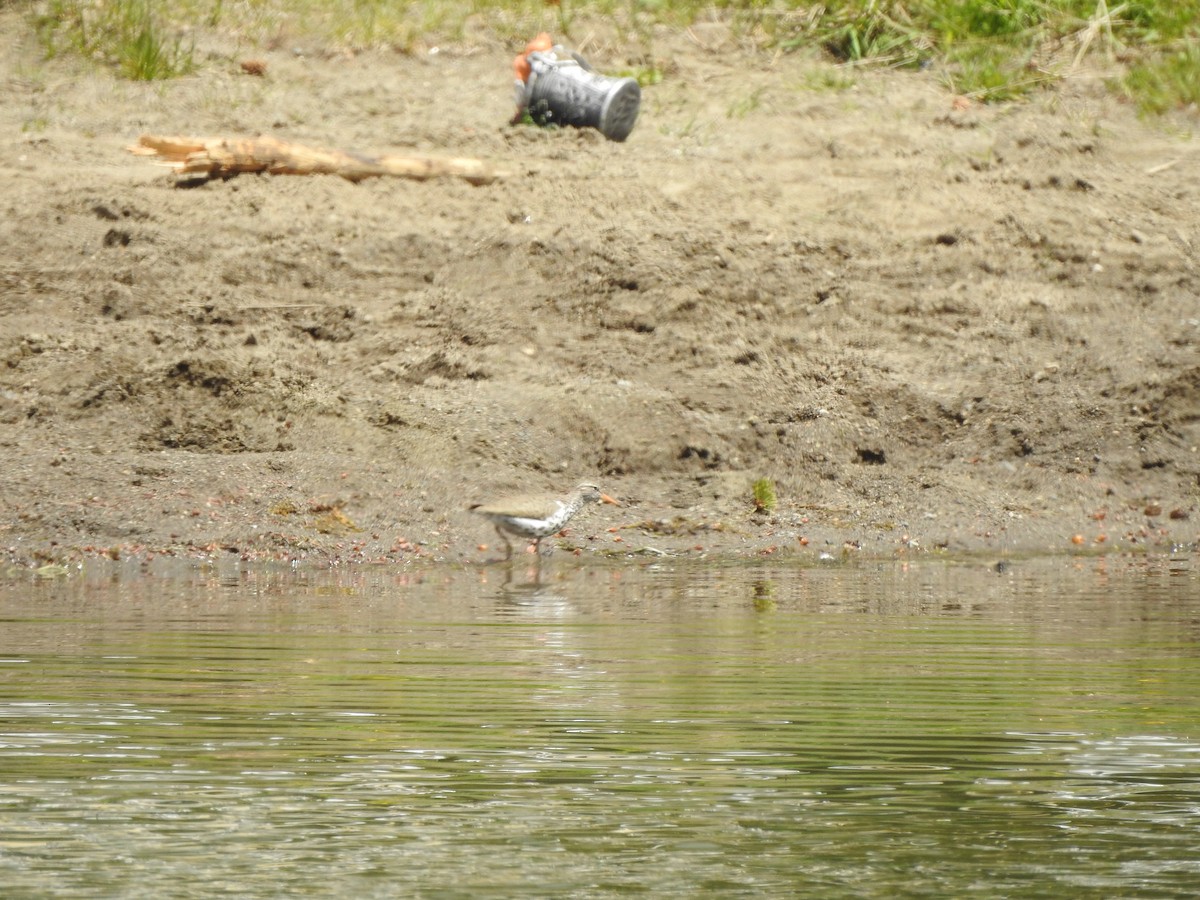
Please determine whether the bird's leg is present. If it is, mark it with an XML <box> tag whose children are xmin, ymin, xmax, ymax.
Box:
<box><xmin>494</xmin><ymin>526</ymin><xmax>514</xmax><ymax>561</ymax></box>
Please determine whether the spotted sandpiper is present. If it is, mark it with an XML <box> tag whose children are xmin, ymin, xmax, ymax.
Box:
<box><xmin>470</xmin><ymin>482</ymin><xmax>620</xmax><ymax>559</ymax></box>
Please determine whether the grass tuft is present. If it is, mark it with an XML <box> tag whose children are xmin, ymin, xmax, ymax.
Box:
<box><xmin>122</xmin><ymin>9</ymin><xmax>194</xmax><ymax>80</ymax></box>
<box><xmin>36</xmin><ymin>0</ymin><xmax>194</xmax><ymax>80</ymax></box>
<box><xmin>785</xmin><ymin>0</ymin><xmax>1200</xmax><ymax>108</ymax></box>
<box><xmin>1116</xmin><ymin>43</ymin><xmax>1200</xmax><ymax>116</ymax></box>
<box><xmin>752</xmin><ymin>478</ymin><xmax>777</xmax><ymax>513</ymax></box>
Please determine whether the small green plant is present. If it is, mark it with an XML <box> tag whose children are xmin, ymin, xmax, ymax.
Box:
<box><xmin>944</xmin><ymin>40</ymin><xmax>1041</xmax><ymax>101</ymax></box>
<box><xmin>727</xmin><ymin>86</ymin><xmax>765</xmax><ymax>119</ymax></box>
<box><xmin>752</xmin><ymin>477</ymin><xmax>777</xmax><ymax>513</ymax></box>
<box><xmin>121</xmin><ymin>8</ymin><xmax>194</xmax><ymax>80</ymax></box>
<box><xmin>618</xmin><ymin>65</ymin><xmax>664</xmax><ymax>87</ymax></box>
<box><xmin>803</xmin><ymin>68</ymin><xmax>857</xmax><ymax>93</ymax></box>
<box><xmin>555</xmin><ymin>0</ymin><xmax>576</xmax><ymax>39</ymax></box>
<box><xmin>206</xmin><ymin>0</ymin><xmax>224</xmax><ymax>29</ymax></box>
<box><xmin>792</xmin><ymin>1</ymin><xmax>931</xmax><ymax>66</ymax></box>
<box><xmin>1116</xmin><ymin>43</ymin><xmax>1200</xmax><ymax>116</ymax></box>
<box><xmin>35</xmin><ymin>0</ymin><xmax>193</xmax><ymax>80</ymax></box>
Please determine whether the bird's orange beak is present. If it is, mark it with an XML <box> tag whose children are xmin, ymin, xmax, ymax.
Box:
<box><xmin>600</xmin><ymin>493</ymin><xmax>620</xmax><ymax>506</ymax></box>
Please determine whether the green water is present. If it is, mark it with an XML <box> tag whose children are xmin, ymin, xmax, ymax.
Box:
<box><xmin>1</xmin><ymin>555</ymin><xmax>1198</xmax><ymax>897</ymax></box>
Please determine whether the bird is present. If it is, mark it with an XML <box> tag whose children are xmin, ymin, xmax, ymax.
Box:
<box><xmin>469</xmin><ymin>482</ymin><xmax>620</xmax><ymax>560</ymax></box>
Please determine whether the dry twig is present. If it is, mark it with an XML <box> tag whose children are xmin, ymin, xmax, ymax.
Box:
<box><xmin>128</xmin><ymin>134</ymin><xmax>501</xmax><ymax>185</ymax></box>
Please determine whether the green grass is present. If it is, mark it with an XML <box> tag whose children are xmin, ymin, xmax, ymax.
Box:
<box><xmin>790</xmin><ymin>0</ymin><xmax>1200</xmax><ymax>108</ymax></box>
<box><xmin>35</xmin><ymin>0</ymin><xmax>194</xmax><ymax>80</ymax></box>
<box><xmin>752</xmin><ymin>478</ymin><xmax>777</xmax><ymax>513</ymax></box>
<box><xmin>727</xmin><ymin>85</ymin><xmax>766</xmax><ymax>118</ymax></box>
<box><xmin>1116</xmin><ymin>42</ymin><xmax>1200</xmax><ymax>116</ymax></box>
<box><xmin>802</xmin><ymin>68</ymin><xmax>858</xmax><ymax>92</ymax></box>
<box><xmin>20</xmin><ymin>0</ymin><xmax>1200</xmax><ymax>113</ymax></box>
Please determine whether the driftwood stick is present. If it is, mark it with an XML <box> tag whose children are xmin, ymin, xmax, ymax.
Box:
<box><xmin>129</xmin><ymin>134</ymin><xmax>501</xmax><ymax>185</ymax></box>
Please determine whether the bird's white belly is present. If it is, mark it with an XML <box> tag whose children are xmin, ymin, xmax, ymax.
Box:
<box><xmin>498</xmin><ymin>515</ymin><xmax>559</xmax><ymax>537</ymax></box>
